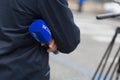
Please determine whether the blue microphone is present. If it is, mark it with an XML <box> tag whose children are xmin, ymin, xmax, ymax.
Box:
<box><xmin>29</xmin><ymin>19</ymin><xmax>58</xmax><ymax>54</ymax></box>
<box><xmin>29</xmin><ymin>20</ymin><xmax>52</xmax><ymax>43</ymax></box>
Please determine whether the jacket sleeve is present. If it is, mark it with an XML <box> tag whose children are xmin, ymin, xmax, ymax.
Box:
<box><xmin>37</xmin><ymin>0</ymin><xmax>80</xmax><ymax>53</ymax></box>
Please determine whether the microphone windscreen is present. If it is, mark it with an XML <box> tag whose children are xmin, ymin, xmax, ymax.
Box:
<box><xmin>29</xmin><ymin>20</ymin><xmax>52</xmax><ymax>43</ymax></box>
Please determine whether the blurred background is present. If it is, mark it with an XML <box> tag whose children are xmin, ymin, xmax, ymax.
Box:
<box><xmin>68</xmin><ymin>0</ymin><xmax>120</xmax><ymax>13</ymax></box>
<box><xmin>50</xmin><ymin>0</ymin><xmax>120</xmax><ymax>80</ymax></box>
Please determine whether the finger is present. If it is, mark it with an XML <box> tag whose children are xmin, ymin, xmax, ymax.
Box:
<box><xmin>41</xmin><ymin>43</ymin><xmax>45</xmax><ymax>46</ymax></box>
<box><xmin>47</xmin><ymin>44</ymin><xmax>57</xmax><ymax>52</ymax></box>
<box><xmin>48</xmin><ymin>39</ymin><xmax>55</xmax><ymax>48</ymax></box>
<box><xmin>47</xmin><ymin>45</ymin><xmax>57</xmax><ymax>52</ymax></box>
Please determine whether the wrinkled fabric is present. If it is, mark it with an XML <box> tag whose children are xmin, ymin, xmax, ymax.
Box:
<box><xmin>0</xmin><ymin>0</ymin><xmax>80</xmax><ymax>80</ymax></box>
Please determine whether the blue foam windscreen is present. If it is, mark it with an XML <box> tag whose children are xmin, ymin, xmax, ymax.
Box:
<box><xmin>29</xmin><ymin>20</ymin><xmax>52</xmax><ymax>43</ymax></box>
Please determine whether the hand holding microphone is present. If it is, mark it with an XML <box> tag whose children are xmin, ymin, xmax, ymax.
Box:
<box><xmin>29</xmin><ymin>19</ymin><xmax>58</xmax><ymax>54</ymax></box>
<box><xmin>47</xmin><ymin>39</ymin><xmax>57</xmax><ymax>53</ymax></box>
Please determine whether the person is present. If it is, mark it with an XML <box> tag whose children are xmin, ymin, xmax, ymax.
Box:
<box><xmin>0</xmin><ymin>0</ymin><xmax>80</xmax><ymax>80</ymax></box>
<box><xmin>78</xmin><ymin>0</ymin><xmax>85</xmax><ymax>12</ymax></box>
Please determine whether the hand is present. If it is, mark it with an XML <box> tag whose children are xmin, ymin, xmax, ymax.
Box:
<box><xmin>47</xmin><ymin>39</ymin><xmax>57</xmax><ymax>53</ymax></box>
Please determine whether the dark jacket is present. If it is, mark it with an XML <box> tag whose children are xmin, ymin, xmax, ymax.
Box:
<box><xmin>0</xmin><ymin>0</ymin><xmax>80</xmax><ymax>80</ymax></box>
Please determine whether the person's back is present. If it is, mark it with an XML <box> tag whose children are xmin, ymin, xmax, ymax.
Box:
<box><xmin>0</xmin><ymin>0</ymin><xmax>80</xmax><ymax>80</ymax></box>
<box><xmin>0</xmin><ymin>0</ymin><xmax>50</xmax><ymax>80</ymax></box>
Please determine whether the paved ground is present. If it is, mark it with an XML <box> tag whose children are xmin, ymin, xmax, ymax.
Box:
<box><xmin>49</xmin><ymin>11</ymin><xmax>120</xmax><ymax>80</ymax></box>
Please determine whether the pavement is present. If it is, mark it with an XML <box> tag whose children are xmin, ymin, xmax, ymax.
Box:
<box><xmin>49</xmin><ymin>11</ymin><xmax>120</xmax><ymax>80</ymax></box>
